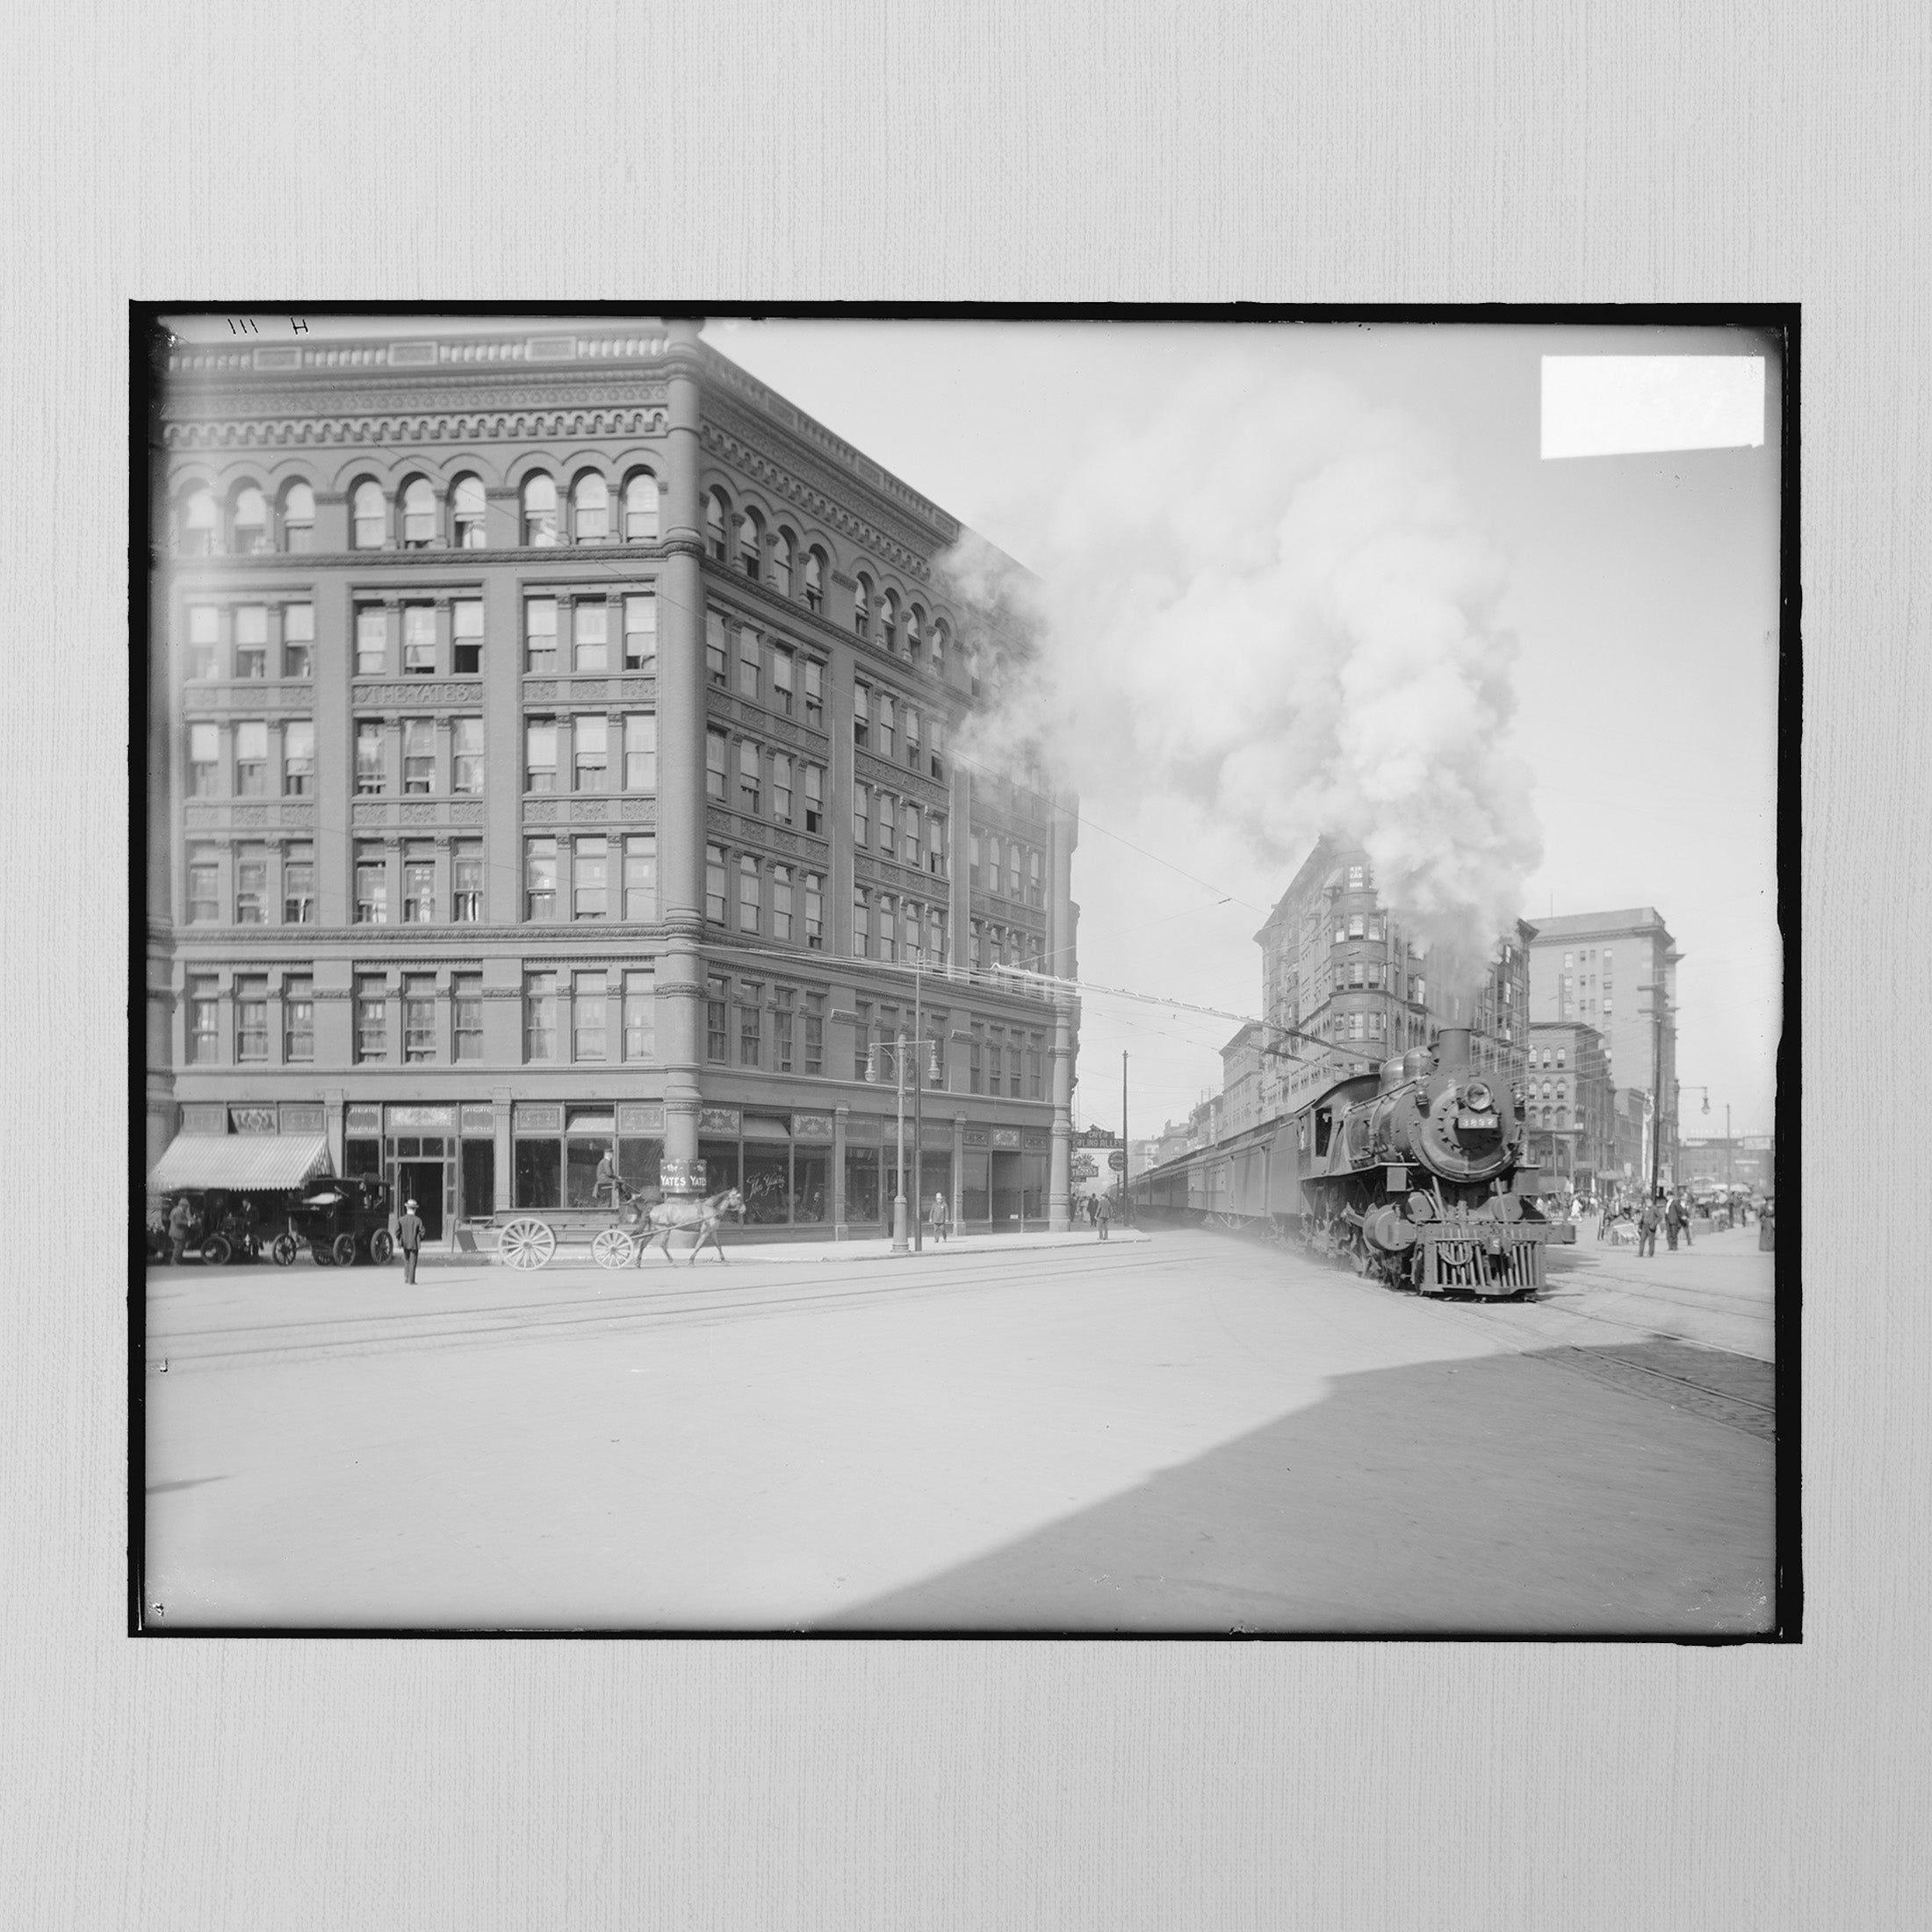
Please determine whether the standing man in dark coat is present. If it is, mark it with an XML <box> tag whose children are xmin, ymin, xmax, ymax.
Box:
<box><xmin>1637</xmin><ymin>1195</ymin><xmax>1661</xmax><ymax>1258</ymax></box>
<box><xmin>396</xmin><ymin>1198</ymin><xmax>426</xmax><ymax>1284</ymax></box>
<box><xmin>167</xmin><ymin>1195</ymin><xmax>196</xmax><ymax>1266</ymax></box>
<box><xmin>1095</xmin><ymin>1193</ymin><xmax>1112</xmax><ymax>1242</ymax></box>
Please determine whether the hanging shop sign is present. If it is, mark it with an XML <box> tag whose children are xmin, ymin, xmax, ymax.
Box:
<box><xmin>660</xmin><ymin>1158</ymin><xmax>707</xmax><ymax>1195</ymax></box>
<box><xmin>388</xmin><ymin>1105</ymin><xmax>455</xmax><ymax>1131</ymax></box>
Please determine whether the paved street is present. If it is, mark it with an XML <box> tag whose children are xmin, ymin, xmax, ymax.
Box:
<box><xmin>141</xmin><ymin>1225</ymin><xmax>1777</xmax><ymax>1634</ymax></box>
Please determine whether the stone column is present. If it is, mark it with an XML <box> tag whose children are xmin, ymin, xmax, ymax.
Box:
<box><xmin>492</xmin><ymin>1085</ymin><xmax>514</xmax><ymax>1214</ymax></box>
<box><xmin>655</xmin><ymin>319</ymin><xmax>708</xmax><ymax>1171</ymax></box>
<box><xmin>1049</xmin><ymin>990</ymin><xmax>1074</xmax><ymax>1232</ymax></box>
<box><xmin>323</xmin><ymin>1086</ymin><xmax>346</xmax><ymax>1174</ymax></box>
<box><xmin>951</xmin><ymin>1114</ymin><xmax>965</xmax><ymax>1236</ymax></box>
<box><xmin>833</xmin><ymin>1104</ymin><xmax>848</xmax><ymax>1239</ymax></box>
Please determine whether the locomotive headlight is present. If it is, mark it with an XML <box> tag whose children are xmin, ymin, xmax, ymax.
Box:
<box><xmin>1462</xmin><ymin>1079</ymin><xmax>1492</xmax><ymax>1112</ymax></box>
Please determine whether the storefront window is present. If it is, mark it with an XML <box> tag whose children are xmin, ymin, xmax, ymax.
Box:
<box><xmin>566</xmin><ymin>1134</ymin><xmax>611</xmax><ymax>1207</ymax></box>
<box><xmin>697</xmin><ymin>1140</ymin><xmax>739</xmax><ymax>1197</ymax></box>
<box><xmin>618</xmin><ymin>1139</ymin><xmax>662</xmax><ymax>1197</ymax></box>
<box><xmin>845</xmin><ymin>1147</ymin><xmax>880</xmax><ymax>1224</ymax></box>
<box><xmin>515</xmin><ymin>1139</ymin><xmax>561</xmax><ymax>1208</ymax></box>
<box><xmin>793</xmin><ymin>1153</ymin><xmax>828</xmax><ymax>1224</ymax></box>
<box><xmin>742</xmin><ymin>1143</ymin><xmax>791</xmax><ymax>1224</ymax></box>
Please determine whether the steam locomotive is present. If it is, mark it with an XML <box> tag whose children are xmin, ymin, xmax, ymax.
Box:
<box><xmin>1129</xmin><ymin>1026</ymin><xmax>1570</xmax><ymax>1297</ymax></box>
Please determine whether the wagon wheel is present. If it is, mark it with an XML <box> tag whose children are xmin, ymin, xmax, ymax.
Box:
<box><xmin>270</xmin><ymin>1234</ymin><xmax>298</xmax><ymax>1267</ymax></box>
<box><xmin>201</xmin><ymin>1234</ymin><xmax>232</xmax><ymax>1267</ymax></box>
<box><xmin>369</xmin><ymin>1229</ymin><xmax>395</xmax><ymax>1265</ymax></box>
<box><xmin>311</xmin><ymin>1238</ymin><xmax>335</xmax><ymax>1268</ymax></box>
<box><xmin>593</xmin><ymin>1229</ymin><xmax>636</xmax><ymax>1270</ymax></box>
<box><xmin>330</xmin><ymin>1233</ymin><xmax>359</xmax><ymax>1267</ymax></box>
<box><xmin>498</xmin><ymin>1218</ymin><xmax>557</xmax><ymax>1271</ymax></box>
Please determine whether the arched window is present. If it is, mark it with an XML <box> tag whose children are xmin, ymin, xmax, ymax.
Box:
<box><xmin>804</xmin><ymin>547</ymin><xmax>825</xmax><ymax>613</ymax></box>
<box><xmin>452</xmin><ymin>475</ymin><xmax>486</xmax><ymax>549</ymax></box>
<box><xmin>705</xmin><ymin>490</ymin><xmax>729</xmax><ymax>560</ymax></box>
<box><xmin>350</xmin><ymin>479</ymin><xmax>386</xmax><ymax>549</ymax></box>
<box><xmin>882</xmin><ymin>591</ymin><xmax>900</xmax><ymax>652</ymax></box>
<box><xmin>233</xmin><ymin>485</ymin><xmax>269</xmax><ymax>554</ymax></box>
<box><xmin>623</xmin><ymin>471</ymin><xmax>659</xmax><ymax>542</ymax></box>
<box><xmin>523</xmin><ymin>473</ymin><xmax>559</xmax><ymax>546</ymax></box>
<box><xmin>1555</xmin><ymin>1107</ymin><xmax>1568</xmax><ymax>1129</ymax></box>
<box><xmin>736</xmin><ymin>508</ymin><xmax>762</xmax><ymax>579</ymax></box>
<box><xmin>179</xmin><ymin>487</ymin><xmax>218</xmax><ymax>556</ymax></box>
<box><xmin>280</xmin><ymin>481</ymin><xmax>314</xmax><ymax>551</ymax></box>
<box><xmin>572</xmin><ymin>472</ymin><xmax>609</xmax><ymax>544</ymax></box>
<box><xmin>905</xmin><ymin>604</ymin><xmax>923</xmax><ymax>663</ymax></box>
<box><xmin>930</xmin><ymin>618</ymin><xmax>948</xmax><ymax>678</ymax></box>
<box><xmin>771</xmin><ymin>527</ymin><xmax>794</xmax><ymax>596</ymax></box>
<box><xmin>400</xmin><ymin>478</ymin><xmax>436</xmax><ymax>548</ymax></box>
<box><xmin>854</xmin><ymin>573</ymin><xmax>872</xmax><ymax>638</ymax></box>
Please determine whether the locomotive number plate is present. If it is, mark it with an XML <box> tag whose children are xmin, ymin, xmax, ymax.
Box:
<box><xmin>1455</xmin><ymin>1114</ymin><xmax>1498</xmax><ymax>1130</ymax></box>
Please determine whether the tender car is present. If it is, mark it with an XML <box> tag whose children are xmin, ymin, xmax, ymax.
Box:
<box><xmin>273</xmin><ymin>1175</ymin><xmax>395</xmax><ymax>1267</ymax></box>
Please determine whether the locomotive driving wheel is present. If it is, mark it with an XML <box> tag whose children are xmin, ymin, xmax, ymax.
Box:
<box><xmin>592</xmin><ymin>1229</ymin><xmax>637</xmax><ymax>1270</ymax></box>
<box><xmin>497</xmin><ymin>1218</ymin><xmax>557</xmax><ymax>1271</ymax></box>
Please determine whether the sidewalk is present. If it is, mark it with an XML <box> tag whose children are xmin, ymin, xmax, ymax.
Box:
<box><xmin>429</xmin><ymin>1224</ymin><xmax>1154</xmax><ymax>1268</ymax></box>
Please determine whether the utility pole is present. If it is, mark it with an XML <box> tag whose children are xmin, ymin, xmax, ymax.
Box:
<box><xmin>1121</xmin><ymin>1050</ymin><xmax>1128</xmax><ymax>1213</ymax></box>
<box><xmin>911</xmin><ymin>956</ymin><xmax>924</xmax><ymax>1254</ymax></box>
<box><xmin>890</xmin><ymin>1024</ymin><xmax>909</xmax><ymax>1255</ymax></box>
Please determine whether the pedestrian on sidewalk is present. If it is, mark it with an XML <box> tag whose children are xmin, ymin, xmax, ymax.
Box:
<box><xmin>928</xmin><ymin>1190</ymin><xmax>948</xmax><ymax>1244</ymax></box>
<box><xmin>396</xmin><ymin>1198</ymin><xmax>425</xmax><ymax>1284</ymax></box>
<box><xmin>1637</xmin><ymin>1195</ymin><xmax>1660</xmax><ymax>1258</ymax></box>
<box><xmin>1680</xmin><ymin>1193</ymin><xmax>1695</xmax><ymax>1247</ymax></box>
<box><xmin>1664</xmin><ymin>1193</ymin><xmax>1685</xmax><ymax>1252</ymax></box>
<box><xmin>167</xmin><ymin>1194</ymin><xmax>195</xmax><ymax>1266</ymax></box>
<box><xmin>1095</xmin><ymin>1193</ymin><xmax>1112</xmax><ymax>1241</ymax></box>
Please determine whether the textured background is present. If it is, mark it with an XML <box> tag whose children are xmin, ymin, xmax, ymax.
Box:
<box><xmin>5</xmin><ymin>2</ymin><xmax>1925</xmax><ymax>1926</ymax></box>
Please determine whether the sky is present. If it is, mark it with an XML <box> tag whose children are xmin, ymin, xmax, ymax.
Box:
<box><xmin>163</xmin><ymin>313</ymin><xmax>1784</xmax><ymax>1143</ymax></box>
<box><xmin>709</xmin><ymin>319</ymin><xmax>1784</xmax><ymax>1143</ymax></box>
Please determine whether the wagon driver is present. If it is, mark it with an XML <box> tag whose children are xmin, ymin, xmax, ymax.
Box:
<box><xmin>595</xmin><ymin>1144</ymin><xmax>619</xmax><ymax>1210</ymax></box>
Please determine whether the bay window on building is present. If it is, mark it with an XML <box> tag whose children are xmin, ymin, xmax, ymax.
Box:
<box><xmin>523</xmin><ymin>971</ymin><xmax>558</xmax><ymax>1060</ymax></box>
<box><xmin>624</xmin><ymin>593</ymin><xmax>655</xmax><ymax>670</ymax></box>
<box><xmin>623</xmin><ymin>834</ymin><xmax>657</xmax><ymax>920</ymax></box>
<box><xmin>282</xmin><ymin>845</ymin><xmax>314</xmax><ymax>924</ymax></box>
<box><xmin>574</xmin><ymin>837</ymin><xmax>609</xmax><ymax>919</ymax></box>
<box><xmin>452</xmin><ymin>842</ymin><xmax>483</xmax><ymax>921</ymax></box>
<box><xmin>355</xmin><ymin>975</ymin><xmax>387</xmax><ymax>1061</ymax></box>
<box><xmin>354</xmin><ymin>842</ymin><xmax>389</xmax><ymax>924</ymax></box>
<box><xmin>185</xmin><ymin>976</ymin><xmax>219</xmax><ymax>1062</ymax></box>
<box><xmin>283</xmin><ymin>977</ymin><xmax>314</xmax><ymax>1063</ymax></box>
<box><xmin>234</xmin><ymin>605</ymin><xmax>268</xmax><ymax>679</ymax></box>
<box><xmin>525</xmin><ymin>837</ymin><xmax>558</xmax><ymax>920</ymax></box>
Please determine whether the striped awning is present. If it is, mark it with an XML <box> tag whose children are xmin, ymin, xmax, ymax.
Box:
<box><xmin>148</xmin><ymin>1134</ymin><xmax>331</xmax><ymax>1193</ymax></box>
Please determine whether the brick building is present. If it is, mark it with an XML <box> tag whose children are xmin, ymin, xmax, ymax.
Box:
<box><xmin>1523</xmin><ymin>1020</ymin><xmax>1615</xmax><ymax>1191</ymax></box>
<box><xmin>144</xmin><ymin>320</ymin><xmax>1079</xmax><ymax>1242</ymax></box>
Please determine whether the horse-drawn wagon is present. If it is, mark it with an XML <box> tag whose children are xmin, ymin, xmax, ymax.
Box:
<box><xmin>494</xmin><ymin>1185</ymin><xmax>746</xmax><ymax>1270</ymax></box>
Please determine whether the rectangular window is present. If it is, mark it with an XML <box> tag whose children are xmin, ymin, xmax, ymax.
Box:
<box><xmin>402</xmin><ymin>717</ymin><xmax>435</xmax><ymax>794</ymax></box>
<box><xmin>876</xmin><ymin>795</ymin><xmax>895</xmax><ymax>855</ymax></box>
<box><xmin>234</xmin><ymin>720</ymin><xmax>267</xmax><ymax>796</ymax></box>
<box><xmin>738</xmin><ymin>981</ymin><xmax>761</xmax><ymax>1067</ymax></box>
<box><xmin>853</xmin><ymin>682</ymin><xmax>869</xmax><ymax>748</ymax></box>
<box><xmin>706</xmin><ymin>973</ymin><xmax>729</xmax><ymax>1063</ymax></box>
<box><xmin>619</xmin><ymin>712</ymin><xmax>657</xmax><ymax>791</ymax></box>
<box><xmin>282</xmin><ymin>845</ymin><xmax>314</xmax><ymax>924</ymax></box>
<box><xmin>877</xmin><ymin>692</ymin><xmax>895</xmax><ymax>760</ymax></box>
<box><xmin>355</xmin><ymin>606</ymin><xmax>387</xmax><ymax>676</ymax></box>
<box><xmin>574</xmin><ymin>836</ymin><xmax>608</xmax><ymax>919</ymax></box>
<box><xmin>804</xmin><ymin>872</ymin><xmax>824</xmax><ymax>949</ymax></box>
<box><xmin>186</xmin><ymin>605</ymin><xmax>219</xmax><ymax>681</ymax></box>
<box><xmin>280</xmin><ymin>602</ymin><xmax>314</xmax><ymax>680</ymax></box>
<box><xmin>282</xmin><ymin>719</ymin><xmax>314</xmax><ymax>796</ymax></box>
<box><xmin>772</xmin><ymin>863</ymin><xmax>794</xmax><ymax>941</ymax></box>
<box><xmin>624</xmin><ymin>593</ymin><xmax>656</xmax><ymax>671</ymax></box>
<box><xmin>1028</xmin><ymin>849</ymin><xmax>1043</xmax><ymax>908</ymax></box>
<box><xmin>739</xmin><ymin>854</ymin><xmax>761</xmax><ymax>934</ymax></box>
<box><xmin>905</xmin><ymin>707</ymin><xmax>919</xmax><ymax>768</ymax></box>
<box><xmin>1027</xmin><ymin>1036</ymin><xmax>1043</xmax><ymax>1099</ymax></box>
<box><xmin>452</xmin><ymin>598</ymin><xmax>483</xmax><ymax>674</ymax></box>
<box><xmin>771</xmin><ymin>751</ymin><xmax>793</xmax><ymax>824</ymax></box>
<box><xmin>596</xmin><ymin>831</ymin><xmax>650</xmax><ymax>924</ymax></box>
<box><xmin>774</xmin><ymin>986</ymin><xmax>795</xmax><ymax>1074</ymax></box>
<box><xmin>623</xmin><ymin>968</ymin><xmax>655</xmax><ymax>1063</ymax></box>
<box><xmin>234</xmin><ymin>977</ymin><xmax>268</xmax><ymax>1062</ymax></box>
<box><xmin>524</xmin><ymin>972</ymin><xmax>558</xmax><ymax>1062</ymax></box>
<box><xmin>573</xmin><ymin>601</ymin><xmax>609</xmax><ymax>673</ymax></box>
<box><xmin>525</xmin><ymin>836</ymin><xmax>558</xmax><ymax>920</ymax></box>
<box><xmin>772</xmin><ymin>645</ymin><xmax>795</xmax><ymax>715</ymax></box>
<box><xmin>901</xmin><ymin>802</ymin><xmax>920</xmax><ymax>867</ymax></box>
<box><xmin>706</xmin><ymin>610</ymin><xmax>728</xmax><ymax>687</ymax></box>
<box><xmin>854</xmin><ymin>1000</ymin><xmax>873</xmax><ymax>1081</ymax></box>
<box><xmin>573</xmin><ymin>715</ymin><xmax>609</xmax><ymax>790</ymax></box>
<box><xmin>878</xmin><ymin>895</ymin><xmax>897</xmax><ymax>962</ymax></box>
<box><xmin>928</xmin><ymin>906</ymin><xmax>945</xmax><ymax>963</ymax></box>
<box><xmin>525</xmin><ymin>717</ymin><xmax>557</xmax><ymax>793</ymax></box>
<box><xmin>804</xmin><ymin>990</ymin><xmax>824</xmax><ymax>1074</ymax></box>
<box><xmin>354</xmin><ymin>842</ymin><xmax>388</xmax><ymax>924</ymax></box>
<box><xmin>452</xmin><ymin>841</ymin><xmax>483</xmax><ymax>921</ymax></box>
<box><xmin>929</xmin><ymin>717</ymin><xmax>944</xmax><ymax>781</ymax></box>
<box><xmin>853</xmin><ymin>891</ymin><xmax>869</xmax><ymax>956</ymax></box>
<box><xmin>970</xmin><ymin>920</ymin><xmax>982</xmax><ymax>970</ymax></box>
<box><xmin>854</xmin><ymin>782</ymin><xmax>869</xmax><ymax>847</ymax></box>
<box><xmin>402</xmin><ymin>844</ymin><xmax>435</xmax><ymax>923</ymax></box>
<box><xmin>453</xmin><ymin>973</ymin><xmax>482</xmax><ymax>1062</ymax></box>
<box><xmin>402</xmin><ymin>974</ymin><xmax>436</xmax><ymax>1063</ymax></box>
<box><xmin>705</xmin><ymin>845</ymin><xmax>726</xmax><ymax>924</ymax></box>
<box><xmin>233</xmin><ymin>605</ymin><xmax>268</xmax><ymax>679</ymax></box>
<box><xmin>355</xmin><ymin>975</ymin><xmax>387</xmax><ymax>1062</ymax></box>
<box><xmin>902</xmin><ymin>898</ymin><xmax>919</xmax><ymax>961</ymax></box>
<box><xmin>355</xmin><ymin>720</ymin><xmax>384</xmax><ymax>795</ymax></box>
<box><xmin>189</xmin><ymin>723</ymin><xmax>220</xmax><ymax>797</ymax></box>
<box><xmin>402</xmin><ymin>603</ymin><xmax>436</xmax><ymax>675</ymax></box>
<box><xmin>970</xmin><ymin>1031</ymin><xmax>984</xmax><ymax>1095</ymax></box>
<box><xmin>986</xmin><ymin>1029</ymin><xmax>1004</xmax><ymax>1098</ymax></box>
<box><xmin>185</xmin><ymin>975</ymin><xmax>219</xmax><ymax>1061</ymax></box>
<box><xmin>451</xmin><ymin>717</ymin><xmax>483</xmax><ymax>794</ymax></box>
<box><xmin>1007</xmin><ymin>844</ymin><xmax>1022</xmax><ymax>898</ymax></box>
<box><xmin>737</xmin><ymin>625</ymin><xmax>761</xmax><ymax>701</ymax></box>
<box><xmin>804</xmin><ymin>657</ymin><xmax>825</xmax><ymax>727</ymax></box>
<box><xmin>706</xmin><ymin>729</ymin><xmax>728</xmax><ymax>801</ymax></box>
<box><xmin>804</xmin><ymin>763</ymin><xmax>824</xmax><ymax>834</ymax></box>
<box><xmin>573</xmin><ymin>970</ymin><xmax>607</xmax><ymax>1062</ymax></box>
<box><xmin>525</xmin><ymin>597</ymin><xmax>558</xmax><ymax>673</ymax></box>
<box><xmin>926</xmin><ymin>813</ymin><xmax>946</xmax><ymax>876</ymax></box>
<box><xmin>739</xmin><ymin>739</ymin><xmax>761</xmax><ymax>813</ymax></box>
<box><xmin>283</xmin><ymin>976</ymin><xmax>314</xmax><ymax>1063</ymax></box>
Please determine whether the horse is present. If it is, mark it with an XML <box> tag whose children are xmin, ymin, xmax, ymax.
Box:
<box><xmin>635</xmin><ymin>1187</ymin><xmax>745</xmax><ymax>1265</ymax></box>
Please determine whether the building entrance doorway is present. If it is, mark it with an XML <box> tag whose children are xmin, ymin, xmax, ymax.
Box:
<box><xmin>397</xmin><ymin>1160</ymin><xmax>445</xmax><ymax>1242</ymax></box>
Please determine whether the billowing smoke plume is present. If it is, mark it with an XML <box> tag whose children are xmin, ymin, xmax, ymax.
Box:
<box><xmin>941</xmin><ymin>356</ymin><xmax>1541</xmax><ymax>975</ymax></box>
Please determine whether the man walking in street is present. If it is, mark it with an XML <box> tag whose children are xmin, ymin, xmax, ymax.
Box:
<box><xmin>928</xmin><ymin>1190</ymin><xmax>948</xmax><ymax>1244</ymax></box>
<box><xmin>1095</xmin><ymin>1193</ymin><xmax>1112</xmax><ymax>1242</ymax></box>
<box><xmin>1637</xmin><ymin>1194</ymin><xmax>1660</xmax><ymax>1258</ymax></box>
<box><xmin>396</xmin><ymin>1197</ymin><xmax>426</xmax><ymax>1285</ymax></box>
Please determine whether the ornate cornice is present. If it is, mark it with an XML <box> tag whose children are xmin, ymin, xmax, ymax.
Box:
<box><xmin>161</xmin><ymin>393</ymin><xmax>669</xmax><ymax>452</ymax></box>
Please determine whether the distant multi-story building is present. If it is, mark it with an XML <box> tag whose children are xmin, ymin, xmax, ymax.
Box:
<box><xmin>1524</xmin><ymin>1020</ymin><xmax>1614</xmax><ymax>1190</ymax></box>
<box><xmin>1677</xmin><ymin>1134</ymin><xmax>1772</xmax><ymax>1193</ymax></box>
<box><xmin>144</xmin><ymin>319</ymin><xmax>1080</xmax><ymax>1242</ymax></box>
<box><xmin>1526</xmin><ymin>908</ymin><xmax>1681</xmax><ymax>1179</ymax></box>
<box><xmin>1219</xmin><ymin>1022</ymin><xmax>1264</xmax><ymax>1137</ymax></box>
<box><xmin>1251</xmin><ymin>838</ymin><xmax>1533</xmax><ymax>1122</ymax></box>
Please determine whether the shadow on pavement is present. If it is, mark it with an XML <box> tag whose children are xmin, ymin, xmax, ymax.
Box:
<box><xmin>823</xmin><ymin>1338</ymin><xmax>1777</xmax><ymax>1637</ymax></box>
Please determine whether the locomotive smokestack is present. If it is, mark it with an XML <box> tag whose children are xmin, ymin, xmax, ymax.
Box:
<box><xmin>1436</xmin><ymin>1027</ymin><xmax>1473</xmax><ymax>1075</ymax></box>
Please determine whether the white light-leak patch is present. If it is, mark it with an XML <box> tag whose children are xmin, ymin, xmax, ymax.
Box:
<box><xmin>1540</xmin><ymin>356</ymin><xmax>1764</xmax><ymax>458</ymax></box>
